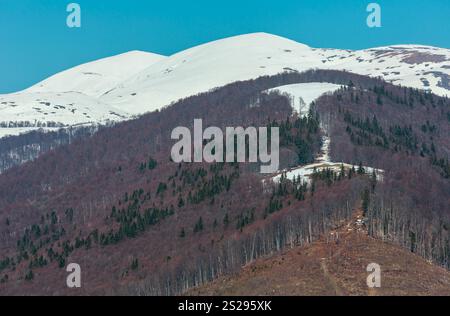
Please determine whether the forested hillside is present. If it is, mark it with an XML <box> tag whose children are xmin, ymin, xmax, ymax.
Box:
<box><xmin>0</xmin><ymin>70</ymin><xmax>449</xmax><ymax>295</ymax></box>
<box><xmin>189</xmin><ymin>209</ymin><xmax>450</xmax><ymax>296</ymax></box>
<box><xmin>0</xmin><ymin>126</ymin><xmax>100</xmax><ymax>174</ymax></box>
<box><xmin>316</xmin><ymin>82</ymin><xmax>450</xmax><ymax>268</ymax></box>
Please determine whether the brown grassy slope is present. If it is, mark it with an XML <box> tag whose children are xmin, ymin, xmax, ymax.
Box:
<box><xmin>188</xmin><ymin>211</ymin><xmax>450</xmax><ymax>296</ymax></box>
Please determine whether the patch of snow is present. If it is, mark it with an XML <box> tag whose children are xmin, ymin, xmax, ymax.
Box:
<box><xmin>0</xmin><ymin>127</ymin><xmax>61</xmax><ymax>138</ymax></box>
<box><xmin>271</xmin><ymin>162</ymin><xmax>383</xmax><ymax>185</ymax></box>
<box><xmin>269</xmin><ymin>109</ymin><xmax>383</xmax><ymax>186</ymax></box>
<box><xmin>0</xmin><ymin>91</ymin><xmax>128</xmax><ymax>127</ymax></box>
<box><xmin>316</xmin><ymin>135</ymin><xmax>331</xmax><ymax>164</ymax></box>
<box><xmin>265</xmin><ymin>83</ymin><xmax>342</xmax><ymax>117</ymax></box>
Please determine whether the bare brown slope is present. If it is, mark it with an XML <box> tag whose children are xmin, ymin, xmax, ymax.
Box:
<box><xmin>188</xmin><ymin>212</ymin><xmax>450</xmax><ymax>296</ymax></box>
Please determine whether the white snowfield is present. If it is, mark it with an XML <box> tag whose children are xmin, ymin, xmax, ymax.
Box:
<box><xmin>0</xmin><ymin>127</ymin><xmax>62</xmax><ymax>139</ymax></box>
<box><xmin>271</xmin><ymin>162</ymin><xmax>384</xmax><ymax>185</ymax></box>
<box><xmin>26</xmin><ymin>51</ymin><xmax>166</xmax><ymax>98</ymax></box>
<box><xmin>266</xmin><ymin>83</ymin><xmax>342</xmax><ymax>117</ymax></box>
<box><xmin>1</xmin><ymin>32</ymin><xmax>449</xmax><ymax>138</ymax></box>
<box><xmin>0</xmin><ymin>91</ymin><xmax>128</xmax><ymax>125</ymax></box>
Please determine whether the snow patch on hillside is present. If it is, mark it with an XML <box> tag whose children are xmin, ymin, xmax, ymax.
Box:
<box><xmin>266</xmin><ymin>83</ymin><xmax>342</xmax><ymax>117</ymax></box>
<box><xmin>0</xmin><ymin>91</ymin><xmax>128</xmax><ymax>127</ymax></box>
<box><xmin>272</xmin><ymin>162</ymin><xmax>383</xmax><ymax>185</ymax></box>
<box><xmin>264</xmin><ymin>81</ymin><xmax>383</xmax><ymax>185</ymax></box>
<box><xmin>269</xmin><ymin>130</ymin><xmax>383</xmax><ymax>186</ymax></box>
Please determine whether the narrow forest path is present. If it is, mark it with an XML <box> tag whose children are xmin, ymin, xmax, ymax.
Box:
<box><xmin>189</xmin><ymin>205</ymin><xmax>450</xmax><ymax>296</ymax></box>
<box><xmin>320</xmin><ymin>258</ymin><xmax>344</xmax><ymax>296</ymax></box>
<box><xmin>318</xmin><ymin>206</ymin><xmax>367</xmax><ymax>296</ymax></box>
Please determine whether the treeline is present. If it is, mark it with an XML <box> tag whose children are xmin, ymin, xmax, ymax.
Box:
<box><xmin>269</xmin><ymin>109</ymin><xmax>321</xmax><ymax>165</ymax></box>
<box><xmin>0</xmin><ymin>69</ymin><xmax>402</xmax><ymax>176</ymax></box>
<box><xmin>0</xmin><ymin>121</ymin><xmax>66</xmax><ymax>128</ymax></box>
<box><xmin>121</xmin><ymin>176</ymin><xmax>368</xmax><ymax>295</ymax></box>
<box><xmin>0</xmin><ymin>125</ymin><xmax>99</xmax><ymax>173</ymax></box>
<box><xmin>316</xmin><ymin>80</ymin><xmax>450</xmax><ymax>270</ymax></box>
<box><xmin>367</xmin><ymin>174</ymin><xmax>450</xmax><ymax>269</ymax></box>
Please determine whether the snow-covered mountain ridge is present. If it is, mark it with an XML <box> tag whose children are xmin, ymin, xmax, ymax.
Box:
<box><xmin>1</xmin><ymin>33</ymin><xmax>449</xmax><ymax>138</ymax></box>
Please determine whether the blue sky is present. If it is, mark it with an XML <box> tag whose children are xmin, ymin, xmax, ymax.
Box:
<box><xmin>1</xmin><ymin>0</ymin><xmax>449</xmax><ymax>93</ymax></box>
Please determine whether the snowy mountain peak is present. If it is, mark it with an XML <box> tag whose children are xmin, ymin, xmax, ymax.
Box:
<box><xmin>25</xmin><ymin>50</ymin><xmax>167</xmax><ymax>98</ymax></box>
<box><xmin>100</xmin><ymin>33</ymin><xmax>320</xmax><ymax>114</ymax></box>
<box><xmin>0</xmin><ymin>50</ymin><xmax>167</xmax><ymax>137</ymax></box>
<box><xmin>192</xmin><ymin>32</ymin><xmax>311</xmax><ymax>50</ymax></box>
<box><xmin>1</xmin><ymin>33</ymin><xmax>449</xmax><ymax>138</ymax></box>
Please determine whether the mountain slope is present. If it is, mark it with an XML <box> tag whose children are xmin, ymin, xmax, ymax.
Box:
<box><xmin>0</xmin><ymin>51</ymin><xmax>166</xmax><ymax>137</ymax></box>
<box><xmin>100</xmin><ymin>33</ymin><xmax>321</xmax><ymax>114</ymax></box>
<box><xmin>0</xmin><ymin>71</ymin><xmax>448</xmax><ymax>295</ymax></box>
<box><xmin>188</xmin><ymin>213</ymin><xmax>450</xmax><ymax>296</ymax></box>
<box><xmin>0</xmin><ymin>91</ymin><xmax>128</xmax><ymax>127</ymax></box>
<box><xmin>102</xmin><ymin>33</ymin><xmax>450</xmax><ymax>114</ymax></box>
<box><xmin>318</xmin><ymin>44</ymin><xmax>450</xmax><ymax>97</ymax></box>
<box><xmin>25</xmin><ymin>50</ymin><xmax>166</xmax><ymax>97</ymax></box>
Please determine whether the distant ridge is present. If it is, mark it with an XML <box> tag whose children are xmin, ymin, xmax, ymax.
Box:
<box><xmin>1</xmin><ymin>32</ymin><xmax>449</xmax><ymax>137</ymax></box>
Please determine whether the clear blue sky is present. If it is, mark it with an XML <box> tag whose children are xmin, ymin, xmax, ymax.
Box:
<box><xmin>1</xmin><ymin>0</ymin><xmax>449</xmax><ymax>93</ymax></box>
